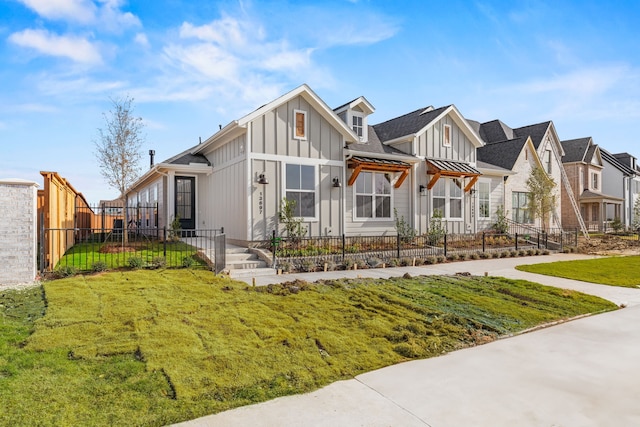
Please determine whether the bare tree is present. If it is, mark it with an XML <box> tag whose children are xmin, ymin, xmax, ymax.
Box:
<box><xmin>526</xmin><ymin>166</ymin><xmax>557</xmax><ymax>231</ymax></box>
<box><xmin>94</xmin><ymin>95</ymin><xmax>145</xmax><ymax>243</ymax></box>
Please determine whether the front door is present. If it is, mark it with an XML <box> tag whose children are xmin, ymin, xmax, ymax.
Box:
<box><xmin>175</xmin><ymin>176</ymin><xmax>196</xmax><ymax>230</ymax></box>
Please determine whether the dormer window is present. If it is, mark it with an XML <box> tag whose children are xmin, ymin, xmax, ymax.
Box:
<box><xmin>352</xmin><ymin>114</ymin><xmax>363</xmax><ymax>138</ymax></box>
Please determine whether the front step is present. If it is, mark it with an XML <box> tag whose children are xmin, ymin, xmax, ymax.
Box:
<box><xmin>224</xmin><ymin>246</ymin><xmax>274</xmax><ymax>278</ymax></box>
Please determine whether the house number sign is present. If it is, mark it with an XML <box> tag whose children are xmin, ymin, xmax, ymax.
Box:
<box><xmin>258</xmin><ymin>191</ymin><xmax>263</xmax><ymax>215</ymax></box>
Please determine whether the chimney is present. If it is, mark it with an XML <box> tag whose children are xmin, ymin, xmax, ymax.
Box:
<box><xmin>149</xmin><ymin>149</ymin><xmax>155</xmax><ymax>168</ymax></box>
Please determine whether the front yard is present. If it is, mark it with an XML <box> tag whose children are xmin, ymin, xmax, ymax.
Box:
<box><xmin>0</xmin><ymin>269</ymin><xmax>615</xmax><ymax>426</ymax></box>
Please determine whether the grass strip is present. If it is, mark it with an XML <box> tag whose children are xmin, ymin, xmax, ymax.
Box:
<box><xmin>516</xmin><ymin>255</ymin><xmax>640</xmax><ymax>288</ymax></box>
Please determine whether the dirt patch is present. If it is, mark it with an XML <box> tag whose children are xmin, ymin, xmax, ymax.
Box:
<box><xmin>578</xmin><ymin>234</ymin><xmax>640</xmax><ymax>256</ymax></box>
<box><xmin>99</xmin><ymin>244</ymin><xmax>139</xmax><ymax>253</ymax></box>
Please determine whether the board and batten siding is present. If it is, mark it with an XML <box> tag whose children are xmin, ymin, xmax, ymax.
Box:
<box><xmin>344</xmin><ymin>175</ymin><xmax>411</xmax><ymax>236</ymax></box>
<box><xmin>200</xmin><ymin>134</ymin><xmax>248</xmax><ymax>241</ymax></box>
<box><xmin>247</xmin><ymin>95</ymin><xmax>345</xmax><ymax>241</ymax></box>
<box><xmin>477</xmin><ymin>176</ymin><xmax>504</xmax><ymax>231</ymax></box>
<box><xmin>414</xmin><ymin>114</ymin><xmax>479</xmax><ymax>234</ymax></box>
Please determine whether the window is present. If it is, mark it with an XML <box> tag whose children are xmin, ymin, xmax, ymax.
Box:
<box><xmin>591</xmin><ymin>204</ymin><xmax>598</xmax><ymax>221</ymax></box>
<box><xmin>285</xmin><ymin>164</ymin><xmax>315</xmax><ymax>217</ymax></box>
<box><xmin>545</xmin><ymin>149</ymin><xmax>552</xmax><ymax>174</ymax></box>
<box><xmin>443</xmin><ymin>124</ymin><xmax>451</xmax><ymax>147</ymax></box>
<box><xmin>592</xmin><ymin>173</ymin><xmax>599</xmax><ymax>190</ymax></box>
<box><xmin>293</xmin><ymin>109</ymin><xmax>307</xmax><ymax>140</ymax></box>
<box><xmin>431</xmin><ymin>178</ymin><xmax>463</xmax><ymax>219</ymax></box>
<box><xmin>355</xmin><ymin>172</ymin><xmax>392</xmax><ymax>219</ymax></box>
<box><xmin>512</xmin><ymin>191</ymin><xmax>531</xmax><ymax>223</ymax></box>
<box><xmin>352</xmin><ymin>114</ymin><xmax>363</xmax><ymax>138</ymax></box>
<box><xmin>479</xmin><ymin>182</ymin><xmax>491</xmax><ymax>218</ymax></box>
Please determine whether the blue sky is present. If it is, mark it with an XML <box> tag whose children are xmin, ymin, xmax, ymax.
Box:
<box><xmin>2</xmin><ymin>0</ymin><xmax>639</xmax><ymax>204</ymax></box>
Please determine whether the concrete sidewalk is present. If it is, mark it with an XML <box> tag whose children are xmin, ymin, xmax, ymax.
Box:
<box><xmin>175</xmin><ymin>253</ymin><xmax>640</xmax><ymax>427</ymax></box>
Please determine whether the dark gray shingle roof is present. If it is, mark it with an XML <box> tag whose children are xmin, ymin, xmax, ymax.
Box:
<box><xmin>601</xmin><ymin>148</ymin><xmax>636</xmax><ymax>176</ymax></box>
<box><xmin>348</xmin><ymin>126</ymin><xmax>417</xmax><ymax>159</ymax></box>
<box><xmin>513</xmin><ymin>121</ymin><xmax>551</xmax><ymax>148</ymax></box>
<box><xmin>372</xmin><ymin>105</ymin><xmax>450</xmax><ymax>142</ymax></box>
<box><xmin>561</xmin><ymin>138</ymin><xmax>591</xmax><ymax>163</ymax></box>
<box><xmin>477</xmin><ymin>138</ymin><xmax>527</xmax><ymax>170</ymax></box>
<box><xmin>166</xmin><ymin>152</ymin><xmax>211</xmax><ymax>166</ymax></box>
<box><xmin>478</xmin><ymin>120</ymin><xmax>514</xmax><ymax>143</ymax></box>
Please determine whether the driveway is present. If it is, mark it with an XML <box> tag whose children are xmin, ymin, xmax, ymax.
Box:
<box><xmin>175</xmin><ymin>254</ymin><xmax>640</xmax><ymax>427</ymax></box>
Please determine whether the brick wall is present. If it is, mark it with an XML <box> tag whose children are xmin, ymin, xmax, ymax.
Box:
<box><xmin>0</xmin><ymin>179</ymin><xmax>38</xmax><ymax>287</ymax></box>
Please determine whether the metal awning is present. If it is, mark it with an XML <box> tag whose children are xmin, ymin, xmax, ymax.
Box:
<box><xmin>347</xmin><ymin>156</ymin><xmax>412</xmax><ymax>188</ymax></box>
<box><xmin>426</xmin><ymin>158</ymin><xmax>482</xmax><ymax>192</ymax></box>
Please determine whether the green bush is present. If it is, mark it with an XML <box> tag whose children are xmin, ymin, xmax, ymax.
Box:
<box><xmin>300</xmin><ymin>259</ymin><xmax>316</xmax><ymax>272</ymax></box>
<box><xmin>181</xmin><ymin>256</ymin><xmax>195</xmax><ymax>268</ymax></box>
<box><xmin>91</xmin><ymin>260</ymin><xmax>108</xmax><ymax>272</ymax></box>
<box><xmin>54</xmin><ymin>265</ymin><xmax>77</xmax><ymax>278</ymax></box>
<box><xmin>128</xmin><ymin>256</ymin><xmax>144</xmax><ymax>269</ymax></box>
<box><xmin>151</xmin><ymin>257</ymin><xmax>167</xmax><ymax>269</ymax></box>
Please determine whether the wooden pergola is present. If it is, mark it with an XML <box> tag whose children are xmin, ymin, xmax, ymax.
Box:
<box><xmin>426</xmin><ymin>158</ymin><xmax>481</xmax><ymax>192</ymax></box>
<box><xmin>347</xmin><ymin>156</ymin><xmax>411</xmax><ymax>188</ymax></box>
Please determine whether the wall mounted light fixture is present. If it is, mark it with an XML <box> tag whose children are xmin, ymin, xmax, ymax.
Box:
<box><xmin>332</xmin><ymin>177</ymin><xmax>341</xmax><ymax>188</ymax></box>
<box><xmin>419</xmin><ymin>184</ymin><xmax>426</xmax><ymax>194</ymax></box>
<box><xmin>258</xmin><ymin>173</ymin><xmax>269</xmax><ymax>185</ymax></box>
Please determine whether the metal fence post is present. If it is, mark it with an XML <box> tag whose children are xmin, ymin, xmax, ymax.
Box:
<box><xmin>342</xmin><ymin>234</ymin><xmax>346</xmax><ymax>262</ymax></box>
<box><xmin>537</xmin><ymin>232</ymin><xmax>540</xmax><ymax>249</ymax></box>
<box><xmin>397</xmin><ymin>234</ymin><xmax>401</xmax><ymax>259</ymax></box>
<box><xmin>560</xmin><ymin>232</ymin><xmax>563</xmax><ymax>252</ymax></box>
<box><xmin>444</xmin><ymin>234</ymin><xmax>447</xmax><ymax>257</ymax></box>
<box><xmin>272</xmin><ymin>229</ymin><xmax>277</xmax><ymax>269</ymax></box>
<box><xmin>482</xmin><ymin>232</ymin><xmax>485</xmax><ymax>253</ymax></box>
<box><xmin>163</xmin><ymin>227</ymin><xmax>167</xmax><ymax>257</ymax></box>
<box><xmin>515</xmin><ymin>233</ymin><xmax>518</xmax><ymax>251</ymax></box>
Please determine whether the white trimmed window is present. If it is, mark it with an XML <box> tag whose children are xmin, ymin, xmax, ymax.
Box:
<box><xmin>285</xmin><ymin>164</ymin><xmax>315</xmax><ymax>218</ymax></box>
<box><xmin>479</xmin><ymin>182</ymin><xmax>491</xmax><ymax>218</ymax></box>
<box><xmin>431</xmin><ymin>178</ymin><xmax>463</xmax><ymax>219</ymax></box>
<box><xmin>293</xmin><ymin>109</ymin><xmax>307</xmax><ymax>140</ymax></box>
<box><xmin>355</xmin><ymin>172</ymin><xmax>392</xmax><ymax>219</ymax></box>
<box><xmin>545</xmin><ymin>149</ymin><xmax>552</xmax><ymax>174</ymax></box>
<box><xmin>592</xmin><ymin>173</ymin><xmax>599</xmax><ymax>190</ymax></box>
<box><xmin>443</xmin><ymin>124</ymin><xmax>452</xmax><ymax>147</ymax></box>
<box><xmin>512</xmin><ymin>191</ymin><xmax>532</xmax><ymax>223</ymax></box>
<box><xmin>352</xmin><ymin>113</ymin><xmax>364</xmax><ymax>139</ymax></box>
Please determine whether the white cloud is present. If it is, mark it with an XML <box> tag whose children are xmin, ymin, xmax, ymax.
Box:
<box><xmin>17</xmin><ymin>0</ymin><xmax>97</xmax><ymax>24</ymax></box>
<box><xmin>134</xmin><ymin>32</ymin><xmax>149</xmax><ymax>47</ymax></box>
<box><xmin>9</xmin><ymin>29</ymin><xmax>102</xmax><ymax>64</ymax></box>
<box><xmin>16</xmin><ymin>0</ymin><xmax>140</xmax><ymax>32</ymax></box>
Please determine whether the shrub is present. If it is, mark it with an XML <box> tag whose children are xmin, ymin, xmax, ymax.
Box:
<box><xmin>510</xmin><ymin>250</ymin><xmax>518</xmax><ymax>257</ymax></box>
<box><xmin>300</xmin><ymin>259</ymin><xmax>316</xmax><ymax>272</ymax></box>
<box><xmin>54</xmin><ymin>265</ymin><xmax>77</xmax><ymax>278</ymax></box>
<box><xmin>343</xmin><ymin>258</ymin><xmax>355</xmax><ymax>270</ymax></box>
<box><xmin>323</xmin><ymin>260</ymin><xmax>337</xmax><ymax>271</ymax></box>
<box><xmin>355</xmin><ymin>258</ymin><xmax>367</xmax><ymax>269</ymax></box>
<box><xmin>436</xmin><ymin>255</ymin><xmax>446</xmax><ymax>263</ymax></box>
<box><xmin>542</xmin><ymin>250</ymin><xmax>550</xmax><ymax>255</ymax></box>
<box><xmin>458</xmin><ymin>253</ymin><xmax>468</xmax><ymax>261</ymax></box>
<box><xmin>91</xmin><ymin>260</ymin><xmax>108</xmax><ymax>273</ymax></box>
<box><xmin>470</xmin><ymin>253</ymin><xmax>480</xmax><ymax>260</ymax></box>
<box><xmin>492</xmin><ymin>252</ymin><xmax>501</xmax><ymax>259</ymax></box>
<box><xmin>479</xmin><ymin>252</ymin><xmax>490</xmax><ymax>259</ymax></box>
<box><xmin>399</xmin><ymin>258</ymin><xmax>412</xmax><ymax>267</ymax></box>
<box><xmin>128</xmin><ymin>256</ymin><xmax>144</xmax><ymax>269</ymax></box>
<box><xmin>425</xmin><ymin>256</ymin><xmax>437</xmax><ymax>265</ymax></box>
<box><xmin>181</xmin><ymin>256</ymin><xmax>195</xmax><ymax>268</ymax></box>
<box><xmin>414</xmin><ymin>258</ymin><xmax>424</xmax><ymax>266</ymax></box>
<box><xmin>518</xmin><ymin>250</ymin><xmax>526</xmax><ymax>256</ymax></box>
<box><xmin>527</xmin><ymin>249</ymin><xmax>535</xmax><ymax>256</ymax></box>
<box><xmin>446</xmin><ymin>254</ymin><xmax>457</xmax><ymax>262</ymax></box>
<box><xmin>151</xmin><ymin>257</ymin><xmax>166</xmax><ymax>269</ymax></box>
<box><xmin>278</xmin><ymin>261</ymin><xmax>293</xmax><ymax>273</ymax></box>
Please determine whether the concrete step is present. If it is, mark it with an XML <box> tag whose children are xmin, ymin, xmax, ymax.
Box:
<box><xmin>226</xmin><ymin>252</ymin><xmax>259</xmax><ymax>262</ymax></box>
<box><xmin>226</xmin><ymin>259</ymin><xmax>268</xmax><ymax>270</ymax></box>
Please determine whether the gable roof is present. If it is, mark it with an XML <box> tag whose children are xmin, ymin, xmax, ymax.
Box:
<box><xmin>513</xmin><ymin>121</ymin><xmax>552</xmax><ymax>149</ymax></box>
<box><xmin>478</xmin><ymin>119</ymin><xmax>514</xmax><ymax>143</ymax></box>
<box><xmin>561</xmin><ymin>138</ymin><xmax>591</xmax><ymax>163</ymax></box>
<box><xmin>372</xmin><ymin>104</ymin><xmax>484</xmax><ymax>148</ymax></box>
<box><xmin>194</xmin><ymin>84</ymin><xmax>359</xmax><ymax>155</ymax></box>
<box><xmin>477</xmin><ymin>137</ymin><xmax>527</xmax><ymax>170</ymax></box>
<box><xmin>600</xmin><ymin>148</ymin><xmax>637</xmax><ymax>176</ymax></box>
<box><xmin>333</xmin><ymin>96</ymin><xmax>375</xmax><ymax>116</ymax></box>
<box><xmin>345</xmin><ymin>126</ymin><xmax>419</xmax><ymax>163</ymax></box>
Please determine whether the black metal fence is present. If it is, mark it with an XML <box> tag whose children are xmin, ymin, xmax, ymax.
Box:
<box><xmin>265</xmin><ymin>229</ymin><xmax>578</xmax><ymax>269</ymax></box>
<box><xmin>40</xmin><ymin>226</ymin><xmax>226</xmax><ymax>274</ymax></box>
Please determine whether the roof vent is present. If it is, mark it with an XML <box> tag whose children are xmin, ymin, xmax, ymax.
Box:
<box><xmin>420</xmin><ymin>106</ymin><xmax>434</xmax><ymax>115</ymax></box>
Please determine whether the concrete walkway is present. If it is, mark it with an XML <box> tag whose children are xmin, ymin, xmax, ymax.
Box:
<box><xmin>175</xmin><ymin>253</ymin><xmax>640</xmax><ymax>427</ymax></box>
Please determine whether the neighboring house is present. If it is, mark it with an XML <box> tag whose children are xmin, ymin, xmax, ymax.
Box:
<box><xmin>560</xmin><ymin>138</ymin><xmax>623</xmax><ymax>231</ymax></box>
<box><xmin>612</xmin><ymin>152</ymin><xmax>640</xmax><ymax>228</ymax></box>
<box><xmin>470</xmin><ymin>119</ymin><xmax>567</xmax><ymax>231</ymax></box>
<box><xmin>125</xmin><ymin>84</ymin><xmax>503</xmax><ymax>246</ymax></box>
<box><xmin>600</xmin><ymin>148</ymin><xmax>636</xmax><ymax>228</ymax></box>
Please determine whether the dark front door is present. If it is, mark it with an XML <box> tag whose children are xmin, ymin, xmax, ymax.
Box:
<box><xmin>175</xmin><ymin>176</ymin><xmax>196</xmax><ymax>230</ymax></box>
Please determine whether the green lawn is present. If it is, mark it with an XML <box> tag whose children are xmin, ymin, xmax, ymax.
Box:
<box><xmin>0</xmin><ymin>270</ymin><xmax>616</xmax><ymax>426</ymax></box>
<box><xmin>516</xmin><ymin>255</ymin><xmax>640</xmax><ymax>288</ymax></box>
<box><xmin>56</xmin><ymin>240</ymin><xmax>206</xmax><ymax>272</ymax></box>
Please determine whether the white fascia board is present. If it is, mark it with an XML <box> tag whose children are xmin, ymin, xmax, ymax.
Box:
<box><xmin>345</xmin><ymin>149</ymin><xmax>421</xmax><ymax>164</ymax></box>
<box><xmin>382</xmin><ymin>135</ymin><xmax>414</xmax><ymax>146</ymax></box>
<box><xmin>547</xmin><ymin>122</ymin><xmax>565</xmax><ymax>157</ymax></box>
<box><xmin>192</xmin><ymin>121</ymin><xmax>241</xmax><ymax>155</ymax></box>
<box><xmin>238</xmin><ymin>84</ymin><xmax>360</xmax><ymax>144</ymax></box>
<box><xmin>478</xmin><ymin>167</ymin><xmax>516</xmax><ymax>177</ymax></box>
<box><xmin>334</xmin><ymin>96</ymin><xmax>375</xmax><ymax>116</ymax></box>
<box><xmin>413</xmin><ymin>105</ymin><xmax>485</xmax><ymax>148</ymax></box>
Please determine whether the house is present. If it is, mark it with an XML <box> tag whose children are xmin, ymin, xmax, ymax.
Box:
<box><xmin>125</xmin><ymin>84</ymin><xmax>501</xmax><ymax>246</ymax></box>
<box><xmin>470</xmin><ymin>119</ymin><xmax>569</xmax><ymax>231</ymax></box>
<box><xmin>611</xmin><ymin>152</ymin><xmax>640</xmax><ymax>228</ymax></box>
<box><xmin>599</xmin><ymin>148</ymin><xmax>637</xmax><ymax>229</ymax></box>
<box><xmin>560</xmin><ymin>138</ymin><xmax>624</xmax><ymax>231</ymax></box>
